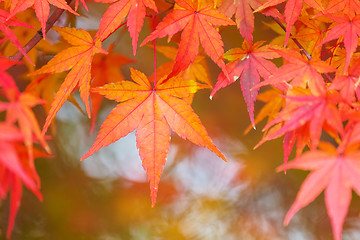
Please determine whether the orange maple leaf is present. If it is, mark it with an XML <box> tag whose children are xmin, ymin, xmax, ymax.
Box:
<box><xmin>29</xmin><ymin>27</ymin><xmax>107</xmax><ymax>135</ymax></box>
<box><xmin>292</xmin><ymin>16</ymin><xmax>326</xmax><ymax>56</ymax></box>
<box><xmin>81</xmin><ymin>68</ymin><xmax>226</xmax><ymax>206</ymax></box>
<box><xmin>141</xmin><ymin>0</ymin><xmax>235</xmax><ymax>79</ymax></box>
<box><xmin>321</xmin><ymin>0</ymin><xmax>360</xmax><ymax>18</ymax></box>
<box><xmin>95</xmin><ymin>0</ymin><xmax>158</xmax><ymax>55</ymax></box>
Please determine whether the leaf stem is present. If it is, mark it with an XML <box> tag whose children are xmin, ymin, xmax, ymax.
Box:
<box><xmin>152</xmin><ymin>15</ymin><xmax>157</xmax><ymax>86</ymax></box>
<box><xmin>10</xmin><ymin>0</ymin><xmax>73</xmax><ymax>62</ymax></box>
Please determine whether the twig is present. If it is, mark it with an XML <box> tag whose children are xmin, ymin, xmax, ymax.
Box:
<box><xmin>272</xmin><ymin>17</ymin><xmax>332</xmax><ymax>82</ymax></box>
<box><xmin>10</xmin><ymin>0</ymin><xmax>73</xmax><ymax>62</ymax></box>
<box><xmin>272</xmin><ymin>17</ymin><xmax>312</xmax><ymax>60</ymax></box>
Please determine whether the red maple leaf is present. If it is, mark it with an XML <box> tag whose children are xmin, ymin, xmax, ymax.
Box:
<box><xmin>141</xmin><ymin>0</ymin><xmax>235</xmax><ymax>79</ymax></box>
<box><xmin>255</xmin><ymin>48</ymin><xmax>335</xmax><ymax>96</ymax></box>
<box><xmin>0</xmin><ymin>124</ymin><xmax>44</xmax><ymax>239</ymax></box>
<box><xmin>320</xmin><ymin>14</ymin><xmax>360</xmax><ymax>74</ymax></box>
<box><xmin>329</xmin><ymin>70</ymin><xmax>360</xmax><ymax>104</ymax></box>
<box><xmin>258</xmin><ymin>90</ymin><xmax>344</xmax><ymax>150</ymax></box>
<box><xmin>219</xmin><ymin>0</ymin><xmax>282</xmax><ymax>43</ymax></box>
<box><xmin>0</xmin><ymin>91</ymin><xmax>50</xmax><ymax>159</ymax></box>
<box><xmin>278</xmin><ymin>147</ymin><xmax>360</xmax><ymax>240</ymax></box>
<box><xmin>254</xmin><ymin>0</ymin><xmax>323</xmax><ymax>45</ymax></box>
<box><xmin>95</xmin><ymin>0</ymin><xmax>158</xmax><ymax>55</ymax></box>
<box><xmin>81</xmin><ymin>68</ymin><xmax>226</xmax><ymax>206</ymax></box>
<box><xmin>0</xmin><ymin>9</ymin><xmax>34</xmax><ymax>65</ymax></box>
<box><xmin>0</xmin><ymin>58</ymin><xmax>49</xmax><ymax>159</ymax></box>
<box><xmin>211</xmin><ymin>41</ymin><xmax>280</xmax><ymax>127</ymax></box>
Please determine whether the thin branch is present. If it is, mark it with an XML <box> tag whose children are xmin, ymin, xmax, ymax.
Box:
<box><xmin>272</xmin><ymin>17</ymin><xmax>332</xmax><ymax>82</ymax></box>
<box><xmin>272</xmin><ymin>17</ymin><xmax>312</xmax><ymax>60</ymax></box>
<box><xmin>10</xmin><ymin>0</ymin><xmax>73</xmax><ymax>62</ymax></box>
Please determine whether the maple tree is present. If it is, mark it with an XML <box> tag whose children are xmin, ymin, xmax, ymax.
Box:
<box><xmin>0</xmin><ymin>0</ymin><xmax>360</xmax><ymax>238</ymax></box>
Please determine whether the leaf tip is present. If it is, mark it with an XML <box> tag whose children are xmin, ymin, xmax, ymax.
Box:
<box><xmin>150</xmin><ymin>186</ymin><xmax>158</xmax><ymax>207</ymax></box>
<box><xmin>80</xmin><ymin>153</ymin><xmax>89</xmax><ymax>162</ymax></box>
<box><xmin>44</xmin><ymin>145</ymin><xmax>51</xmax><ymax>154</ymax></box>
<box><xmin>253</xmin><ymin>139</ymin><xmax>266</xmax><ymax>150</ymax></box>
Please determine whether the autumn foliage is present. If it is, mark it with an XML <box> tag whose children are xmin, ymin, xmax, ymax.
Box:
<box><xmin>0</xmin><ymin>0</ymin><xmax>360</xmax><ymax>238</ymax></box>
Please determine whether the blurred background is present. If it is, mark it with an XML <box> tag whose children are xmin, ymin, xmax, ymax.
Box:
<box><xmin>3</xmin><ymin>1</ymin><xmax>360</xmax><ymax>239</ymax></box>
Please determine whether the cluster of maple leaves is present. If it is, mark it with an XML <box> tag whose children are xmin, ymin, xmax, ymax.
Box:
<box><xmin>0</xmin><ymin>0</ymin><xmax>360</xmax><ymax>238</ymax></box>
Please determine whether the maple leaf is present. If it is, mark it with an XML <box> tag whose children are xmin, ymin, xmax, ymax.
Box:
<box><xmin>0</xmin><ymin>91</ymin><xmax>51</xmax><ymax>158</ymax></box>
<box><xmin>292</xmin><ymin>16</ymin><xmax>326</xmax><ymax>56</ymax></box>
<box><xmin>0</xmin><ymin>123</ymin><xmax>44</xmax><ymax>238</ymax></box>
<box><xmin>95</xmin><ymin>0</ymin><xmax>158</xmax><ymax>55</ymax></box>
<box><xmin>329</xmin><ymin>69</ymin><xmax>360</xmax><ymax>103</ymax></box>
<box><xmin>321</xmin><ymin>0</ymin><xmax>360</xmax><ymax>18</ymax></box>
<box><xmin>254</xmin><ymin>0</ymin><xmax>323</xmax><ymax>45</ymax></box>
<box><xmin>255</xmin><ymin>48</ymin><xmax>335</xmax><ymax>96</ymax></box>
<box><xmin>218</xmin><ymin>0</ymin><xmax>282</xmax><ymax>43</ymax></box>
<box><xmin>29</xmin><ymin>27</ymin><xmax>107</xmax><ymax>135</ymax></box>
<box><xmin>326</xmin><ymin>47</ymin><xmax>355</xmax><ymax>74</ymax></box>
<box><xmin>0</xmin><ymin>124</ymin><xmax>39</xmax><ymax>196</ymax></box>
<box><xmin>2</xmin><ymin>9</ymin><xmax>65</xmax><ymax>72</ymax></box>
<box><xmin>141</xmin><ymin>0</ymin><xmax>235</xmax><ymax>79</ymax></box>
<box><xmin>0</xmin><ymin>58</ymin><xmax>49</xmax><ymax>159</ymax></box>
<box><xmin>258</xmin><ymin>90</ymin><xmax>344</xmax><ymax>150</ymax></box>
<box><xmin>277</xmin><ymin>148</ymin><xmax>360</xmax><ymax>240</ymax></box>
<box><xmin>0</xmin><ymin>9</ymin><xmax>34</xmax><ymax>64</ymax></box>
<box><xmin>319</xmin><ymin>14</ymin><xmax>360</xmax><ymax>74</ymax></box>
<box><xmin>211</xmin><ymin>40</ymin><xmax>280</xmax><ymax>128</ymax></box>
<box><xmin>81</xmin><ymin>68</ymin><xmax>226</xmax><ymax>206</ymax></box>
<box><xmin>7</xmin><ymin>0</ymin><xmax>78</xmax><ymax>38</ymax></box>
